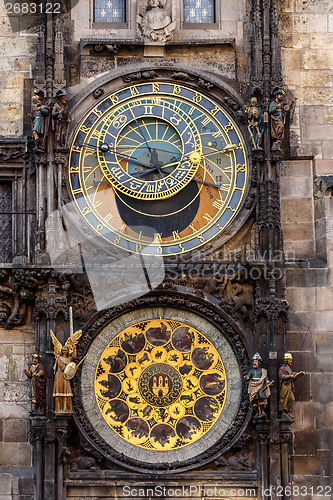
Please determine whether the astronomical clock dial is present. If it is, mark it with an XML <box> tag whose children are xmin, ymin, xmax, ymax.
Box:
<box><xmin>69</xmin><ymin>82</ymin><xmax>249</xmax><ymax>256</ymax></box>
<box><xmin>80</xmin><ymin>307</ymin><xmax>243</xmax><ymax>468</ymax></box>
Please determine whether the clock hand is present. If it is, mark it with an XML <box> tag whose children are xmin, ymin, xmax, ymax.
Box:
<box><xmin>131</xmin><ymin>116</ymin><xmax>154</xmax><ymax>155</ymax></box>
<box><xmin>79</xmin><ymin>142</ymin><xmax>162</xmax><ymax>170</ymax></box>
<box><xmin>202</xmin><ymin>144</ymin><xmax>239</xmax><ymax>157</ymax></box>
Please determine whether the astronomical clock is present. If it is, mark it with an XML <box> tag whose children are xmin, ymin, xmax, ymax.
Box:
<box><xmin>68</xmin><ymin>82</ymin><xmax>249</xmax><ymax>256</ymax></box>
<box><xmin>68</xmin><ymin>76</ymin><xmax>251</xmax><ymax>472</ymax></box>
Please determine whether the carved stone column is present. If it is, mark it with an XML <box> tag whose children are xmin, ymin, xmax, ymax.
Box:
<box><xmin>35</xmin><ymin>152</ymin><xmax>47</xmax><ymax>254</ymax></box>
<box><xmin>55</xmin><ymin>416</ymin><xmax>72</xmax><ymax>500</ymax></box>
<box><xmin>29</xmin><ymin>416</ymin><xmax>46</xmax><ymax>500</ymax></box>
<box><xmin>279</xmin><ymin>416</ymin><xmax>294</xmax><ymax>500</ymax></box>
<box><xmin>255</xmin><ymin>418</ymin><xmax>270</xmax><ymax>500</ymax></box>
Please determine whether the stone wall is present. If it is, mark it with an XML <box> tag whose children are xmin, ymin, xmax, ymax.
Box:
<box><xmin>0</xmin><ymin>3</ymin><xmax>37</xmax><ymax>138</ymax></box>
<box><xmin>279</xmin><ymin>0</ymin><xmax>333</xmax><ymax>487</ymax></box>
<box><xmin>0</xmin><ymin>325</ymin><xmax>34</xmax><ymax>498</ymax></box>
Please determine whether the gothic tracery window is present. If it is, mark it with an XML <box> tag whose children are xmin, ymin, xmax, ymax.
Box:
<box><xmin>94</xmin><ymin>0</ymin><xmax>126</xmax><ymax>23</ymax></box>
<box><xmin>183</xmin><ymin>0</ymin><xmax>215</xmax><ymax>23</ymax></box>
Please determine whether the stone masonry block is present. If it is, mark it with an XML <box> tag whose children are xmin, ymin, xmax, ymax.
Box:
<box><xmin>281</xmin><ymin>34</ymin><xmax>310</xmax><ymax>49</ymax></box>
<box><xmin>0</xmin><ymin>36</ymin><xmax>35</xmax><ymax>58</ymax></box>
<box><xmin>314</xmin><ymin>159</ymin><xmax>333</xmax><ymax>175</ymax></box>
<box><xmin>286</xmin><ymin>287</ymin><xmax>315</xmax><ymax>313</ymax></box>
<box><xmin>3</xmin><ymin>419</ymin><xmax>28</xmax><ymax>442</ymax></box>
<box><xmin>301</xmin><ymin>70</ymin><xmax>332</xmax><ymax>88</ymax></box>
<box><xmin>310</xmin><ymin>34</ymin><xmax>333</xmax><ymax>49</ymax></box>
<box><xmin>292</xmin><ymin>14</ymin><xmax>328</xmax><ymax>34</ymax></box>
<box><xmin>324</xmin><ymin>107</ymin><xmax>333</xmax><ymax>123</ymax></box>
<box><xmin>295</xmin><ymin>373</ymin><xmax>311</xmax><ymax>402</ymax></box>
<box><xmin>9</xmin><ymin>355</ymin><xmax>26</xmax><ymax>382</ymax></box>
<box><xmin>0</xmin><ymin>474</ymin><xmax>15</xmax><ymax>496</ymax></box>
<box><xmin>4</xmin><ymin>382</ymin><xmax>29</xmax><ymax>403</ymax></box>
<box><xmin>281</xmin><ymin>159</ymin><xmax>313</xmax><ymax>177</ymax></box>
<box><xmin>282</xmin><ymin>222</ymin><xmax>314</xmax><ymax>242</ymax></box>
<box><xmin>280</xmin><ymin>177</ymin><xmax>312</xmax><ymax>198</ymax></box>
<box><xmin>300</xmin><ymin>106</ymin><xmax>325</xmax><ymax>125</ymax></box>
<box><xmin>281</xmin><ymin>198</ymin><xmax>313</xmax><ymax>223</ymax></box>
<box><xmin>294</xmin><ymin>430</ymin><xmax>317</xmax><ymax>455</ymax></box>
<box><xmin>312</xmin><ymin>373</ymin><xmax>333</xmax><ymax>404</ymax></box>
<box><xmin>287</xmin><ymin>331</ymin><xmax>314</xmax><ymax>351</ymax></box>
<box><xmin>0</xmin><ymin>442</ymin><xmax>31</xmax><ymax>466</ymax></box>
<box><xmin>316</xmin><ymin>288</ymin><xmax>333</xmax><ymax>311</ymax></box>
<box><xmin>0</xmin><ymin>402</ymin><xmax>28</xmax><ymax>419</ymax></box>
<box><xmin>293</xmin><ymin>454</ymin><xmax>325</xmax><ymax>475</ymax></box>
<box><xmin>301</xmin><ymin>88</ymin><xmax>333</xmax><ymax>107</ymax></box>
<box><xmin>304</xmin><ymin>50</ymin><xmax>333</xmax><ymax>70</ymax></box>
<box><xmin>295</xmin><ymin>0</ymin><xmax>333</xmax><ymax>12</ymax></box>
<box><xmin>0</xmin><ymin>357</ymin><xmax>9</xmax><ymax>381</ymax></box>
<box><xmin>281</xmin><ymin>49</ymin><xmax>303</xmax><ymax>71</ymax></box>
<box><xmin>304</xmin><ymin>123</ymin><xmax>333</xmax><ymax>141</ymax></box>
<box><xmin>283</xmin><ymin>240</ymin><xmax>315</xmax><ymax>259</ymax></box>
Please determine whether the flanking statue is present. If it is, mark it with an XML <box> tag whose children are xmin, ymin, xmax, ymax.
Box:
<box><xmin>278</xmin><ymin>352</ymin><xmax>304</xmax><ymax>417</ymax></box>
<box><xmin>244</xmin><ymin>352</ymin><xmax>273</xmax><ymax>417</ymax></box>
<box><xmin>23</xmin><ymin>354</ymin><xmax>46</xmax><ymax>413</ymax></box>
<box><xmin>50</xmin><ymin>329</ymin><xmax>82</xmax><ymax>414</ymax></box>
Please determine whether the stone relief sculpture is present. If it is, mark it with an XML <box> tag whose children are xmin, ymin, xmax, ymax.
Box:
<box><xmin>244</xmin><ymin>97</ymin><xmax>264</xmax><ymax>150</ymax></box>
<box><xmin>278</xmin><ymin>353</ymin><xmax>304</xmax><ymax>417</ymax></box>
<box><xmin>50</xmin><ymin>328</ymin><xmax>82</xmax><ymax>414</ymax></box>
<box><xmin>23</xmin><ymin>354</ymin><xmax>46</xmax><ymax>413</ymax></box>
<box><xmin>244</xmin><ymin>353</ymin><xmax>273</xmax><ymax>417</ymax></box>
<box><xmin>138</xmin><ymin>0</ymin><xmax>175</xmax><ymax>42</ymax></box>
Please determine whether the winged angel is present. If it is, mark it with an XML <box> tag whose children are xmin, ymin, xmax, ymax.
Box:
<box><xmin>50</xmin><ymin>329</ymin><xmax>82</xmax><ymax>413</ymax></box>
<box><xmin>138</xmin><ymin>0</ymin><xmax>175</xmax><ymax>42</ymax></box>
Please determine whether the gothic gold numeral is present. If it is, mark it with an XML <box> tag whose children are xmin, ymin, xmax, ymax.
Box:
<box><xmin>104</xmin><ymin>212</ymin><xmax>113</xmax><ymax>223</ymax></box>
<box><xmin>203</xmin><ymin>213</ymin><xmax>213</xmax><ymax>223</ymax></box>
<box><xmin>202</xmin><ymin>117</ymin><xmax>211</xmax><ymax>127</ymax></box>
<box><xmin>212</xmin><ymin>200</ymin><xmax>223</xmax><ymax>210</ymax></box>
<box><xmin>152</xmin><ymin>83</ymin><xmax>160</xmax><ymax>93</ymax></box>
<box><xmin>130</xmin><ymin>86</ymin><xmax>140</xmax><ymax>96</ymax></box>
<box><xmin>192</xmin><ymin>93</ymin><xmax>202</xmax><ymax>103</ymax></box>
<box><xmin>154</xmin><ymin>233</ymin><xmax>163</xmax><ymax>243</ymax></box>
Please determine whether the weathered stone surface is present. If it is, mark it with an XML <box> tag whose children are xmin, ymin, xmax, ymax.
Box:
<box><xmin>294</xmin><ymin>430</ymin><xmax>317</xmax><ymax>455</ymax></box>
<box><xmin>3</xmin><ymin>382</ymin><xmax>29</xmax><ymax>403</ymax></box>
<box><xmin>0</xmin><ymin>442</ymin><xmax>31</xmax><ymax>467</ymax></box>
<box><xmin>3</xmin><ymin>419</ymin><xmax>28</xmax><ymax>442</ymax></box>
<box><xmin>312</xmin><ymin>373</ymin><xmax>333</xmax><ymax>403</ymax></box>
<box><xmin>0</xmin><ymin>402</ymin><xmax>28</xmax><ymax>419</ymax></box>
<box><xmin>280</xmin><ymin>177</ymin><xmax>312</xmax><ymax>198</ymax></box>
<box><xmin>286</xmin><ymin>288</ymin><xmax>315</xmax><ymax>313</ymax></box>
<box><xmin>281</xmin><ymin>199</ymin><xmax>314</xmax><ymax>223</ymax></box>
<box><xmin>0</xmin><ymin>357</ymin><xmax>9</xmax><ymax>382</ymax></box>
<box><xmin>9</xmin><ymin>356</ymin><xmax>26</xmax><ymax>383</ymax></box>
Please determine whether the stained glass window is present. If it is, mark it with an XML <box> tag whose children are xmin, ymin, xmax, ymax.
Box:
<box><xmin>94</xmin><ymin>0</ymin><xmax>126</xmax><ymax>23</ymax></box>
<box><xmin>183</xmin><ymin>0</ymin><xmax>215</xmax><ymax>23</ymax></box>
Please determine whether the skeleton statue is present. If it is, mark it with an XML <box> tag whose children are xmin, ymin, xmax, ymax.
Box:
<box><xmin>138</xmin><ymin>0</ymin><xmax>175</xmax><ymax>42</ymax></box>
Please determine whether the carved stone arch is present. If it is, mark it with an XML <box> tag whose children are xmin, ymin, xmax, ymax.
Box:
<box><xmin>71</xmin><ymin>291</ymin><xmax>252</xmax><ymax>473</ymax></box>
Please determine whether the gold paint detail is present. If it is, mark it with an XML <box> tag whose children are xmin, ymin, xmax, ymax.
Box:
<box><xmin>94</xmin><ymin>318</ymin><xmax>227</xmax><ymax>450</ymax></box>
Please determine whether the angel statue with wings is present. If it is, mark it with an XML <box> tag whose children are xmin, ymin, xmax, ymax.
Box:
<box><xmin>50</xmin><ymin>329</ymin><xmax>82</xmax><ymax>414</ymax></box>
<box><xmin>138</xmin><ymin>0</ymin><xmax>175</xmax><ymax>42</ymax></box>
